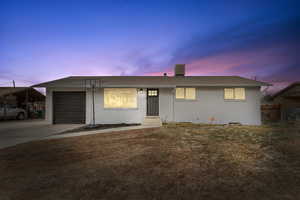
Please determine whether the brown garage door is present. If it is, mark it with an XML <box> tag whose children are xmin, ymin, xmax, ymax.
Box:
<box><xmin>53</xmin><ymin>92</ymin><xmax>86</xmax><ymax>124</ymax></box>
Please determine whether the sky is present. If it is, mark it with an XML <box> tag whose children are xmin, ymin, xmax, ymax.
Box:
<box><xmin>0</xmin><ymin>0</ymin><xmax>299</xmax><ymax>92</ymax></box>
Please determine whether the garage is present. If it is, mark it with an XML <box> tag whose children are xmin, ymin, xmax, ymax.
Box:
<box><xmin>53</xmin><ymin>92</ymin><xmax>86</xmax><ymax>124</ymax></box>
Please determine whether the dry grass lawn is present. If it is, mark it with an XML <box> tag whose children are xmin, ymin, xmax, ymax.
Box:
<box><xmin>0</xmin><ymin>123</ymin><xmax>300</xmax><ymax>200</ymax></box>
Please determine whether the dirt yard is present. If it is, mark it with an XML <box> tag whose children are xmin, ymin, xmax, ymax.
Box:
<box><xmin>0</xmin><ymin>123</ymin><xmax>299</xmax><ymax>200</ymax></box>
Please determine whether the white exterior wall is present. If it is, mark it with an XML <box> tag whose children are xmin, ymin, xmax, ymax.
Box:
<box><xmin>45</xmin><ymin>87</ymin><xmax>146</xmax><ymax>124</ymax></box>
<box><xmin>46</xmin><ymin>87</ymin><xmax>262</xmax><ymax>125</ymax></box>
<box><xmin>159</xmin><ymin>87</ymin><xmax>262</xmax><ymax>125</ymax></box>
<box><xmin>86</xmin><ymin>88</ymin><xmax>146</xmax><ymax>124</ymax></box>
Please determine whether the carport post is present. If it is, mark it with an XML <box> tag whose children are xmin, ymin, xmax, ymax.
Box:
<box><xmin>85</xmin><ymin>79</ymin><xmax>99</xmax><ymax>127</ymax></box>
<box><xmin>25</xmin><ymin>88</ymin><xmax>29</xmax><ymax>119</ymax></box>
<box><xmin>92</xmin><ymin>84</ymin><xmax>95</xmax><ymax>126</ymax></box>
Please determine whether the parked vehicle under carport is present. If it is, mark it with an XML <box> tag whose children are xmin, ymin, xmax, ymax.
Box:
<box><xmin>0</xmin><ymin>104</ymin><xmax>27</xmax><ymax>120</ymax></box>
<box><xmin>0</xmin><ymin>87</ymin><xmax>45</xmax><ymax>120</ymax></box>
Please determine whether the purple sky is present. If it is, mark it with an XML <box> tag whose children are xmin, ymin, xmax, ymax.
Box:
<box><xmin>0</xmin><ymin>0</ymin><xmax>299</xmax><ymax>92</ymax></box>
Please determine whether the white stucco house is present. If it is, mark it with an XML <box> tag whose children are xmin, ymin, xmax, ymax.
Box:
<box><xmin>33</xmin><ymin>65</ymin><xmax>271</xmax><ymax>125</ymax></box>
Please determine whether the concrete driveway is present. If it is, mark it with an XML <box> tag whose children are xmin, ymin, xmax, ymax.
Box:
<box><xmin>0</xmin><ymin>120</ymin><xmax>83</xmax><ymax>149</ymax></box>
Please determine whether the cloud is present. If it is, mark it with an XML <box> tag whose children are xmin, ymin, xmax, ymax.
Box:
<box><xmin>1</xmin><ymin>13</ymin><xmax>298</xmax><ymax>91</ymax></box>
<box><xmin>168</xmin><ymin>15</ymin><xmax>300</xmax><ymax>86</ymax></box>
<box><xmin>120</xmin><ymin>48</ymin><xmax>171</xmax><ymax>75</ymax></box>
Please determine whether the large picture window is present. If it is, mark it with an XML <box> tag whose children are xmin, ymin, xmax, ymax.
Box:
<box><xmin>104</xmin><ymin>88</ymin><xmax>137</xmax><ymax>108</ymax></box>
<box><xmin>176</xmin><ymin>88</ymin><xmax>196</xmax><ymax>100</ymax></box>
<box><xmin>224</xmin><ymin>88</ymin><xmax>245</xmax><ymax>100</ymax></box>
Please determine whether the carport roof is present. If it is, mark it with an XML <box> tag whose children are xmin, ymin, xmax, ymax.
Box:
<box><xmin>0</xmin><ymin>87</ymin><xmax>29</xmax><ymax>97</ymax></box>
<box><xmin>0</xmin><ymin>87</ymin><xmax>45</xmax><ymax>99</ymax></box>
<box><xmin>32</xmin><ymin>76</ymin><xmax>271</xmax><ymax>88</ymax></box>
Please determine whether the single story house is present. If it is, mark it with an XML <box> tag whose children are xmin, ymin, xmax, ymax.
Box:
<box><xmin>32</xmin><ymin>64</ymin><xmax>270</xmax><ymax>125</ymax></box>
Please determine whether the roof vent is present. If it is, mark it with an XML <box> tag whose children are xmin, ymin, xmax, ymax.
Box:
<box><xmin>174</xmin><ymin>64</ymin><xmax>185</xmax><ymax>76</ymax></box>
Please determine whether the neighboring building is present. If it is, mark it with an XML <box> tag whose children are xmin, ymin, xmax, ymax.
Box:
<box><xmin>0</xmin><ymin>87</ymin><xmax>45</xmax><ymax>118</ymax></box>
<box><xmin>261</xmin><ymin>104</ymin><xmax>281</xmax><ymax>122</ymax></box>
<box><xmin>271</xmin><ymin>82</ymin><xmax>300</xmax><ymax>121</ymax></box>
<box><xmin>32</xmin><ymin>65</ymin><xmax>270</xmax><ymax>125</ymax></box>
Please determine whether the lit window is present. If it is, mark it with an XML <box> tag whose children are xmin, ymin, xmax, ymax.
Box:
<box><xmin>176</xmin><ymin>88</ymin><xmax>196</xmax><ymax>100</ymax></box>
<box><xmin>234</xmin><ymin>88</ymin><xmax>245</xmax><ymax>100</ymax></box>
<box><xmin>224</xmin><ymin>88</ymin><xmax>234</xmax><ymax>99</ymax></box>
<box><xmin>185</xmin><ymin>88</ymin><xmax>196</xmax><ymax>100</ymax></box>
<box><xmin>176</xmin><ymin>88</ymin><xmax>185</xmax><ymax>99</ymax></box>
<box><xmin>104</xmin><ymin>88</ymin><xmax>137</xmax><ymax>108</ymax></box>
<box><xmin>224</xmin><ymin>88</ymin><xmax>245</xmax><ymax>100</ymax></box>
<box><xmin>148</xmin><ymin>90</ymin><xmax>158</xmax><ymax>96</ymax></box>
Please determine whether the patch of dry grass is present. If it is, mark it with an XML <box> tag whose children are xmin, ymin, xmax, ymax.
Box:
<box><xmin>0</xmin><ymin>124</ymin><xmax>299</xmax><ymax>200</ymax></box>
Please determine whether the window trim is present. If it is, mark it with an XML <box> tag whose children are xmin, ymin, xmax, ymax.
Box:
<box><xmin>103</xmin><ymin>88</ymin><xmax>138</xmax><ymax>109</ymax></box>
<box><xmin>175</xmin><ymin>87</ymin><xmax>197</xmax><ymax>101</ymax></box>
<box><xmin>224</xmin><ymin>87</ymin><xmax>246</xmax><ymax>101</ymax></box>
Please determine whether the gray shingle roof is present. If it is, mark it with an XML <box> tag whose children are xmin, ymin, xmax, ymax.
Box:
<box><xmin>32</xmin><ymin>76</ymin><xmax>271</xmax><ymax>88</ymax></box>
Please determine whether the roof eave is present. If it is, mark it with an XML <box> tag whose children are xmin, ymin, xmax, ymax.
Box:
<box><xmin>31</xmin><ymin>76</ymin><xmax>272</xmax><ymax>88</ymax></box>
<box><xmin>32</xmin><ymin>84</ymin><xmax>269</xmax><ymax>88</ymax></box>
<box><xmin>31</xmin><ymin>77</ymin><xmax>71</xmax><ymax>88</ymax></box>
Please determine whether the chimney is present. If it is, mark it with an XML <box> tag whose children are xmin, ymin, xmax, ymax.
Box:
<box><xmin>174</xmin><ymin>64</ymin><xmax>185</xmax><ymax>76</ymax></box>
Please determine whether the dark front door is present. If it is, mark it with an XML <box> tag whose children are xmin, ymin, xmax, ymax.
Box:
<box><xmin>53</xmin><ymin>92</ymin><xmax>86</xmax><ymax>124</ymax></box>
<box><xmin>147</xmin><ymin>89</ymin><xmax>159</xmax><ymax>116</ymax></box>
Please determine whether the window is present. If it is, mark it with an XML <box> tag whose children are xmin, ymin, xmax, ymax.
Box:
<box><xmin>148</xmin><ymin>90</ymin><xmax>158</xmax><ymax>96</ymax></box>
<box><xmin>176</xmin><ymin>88</ymin><xmax>196</xmax><ymax>100</ymax></box>
<box><xmin>234</xmin><ymin>88</ymin><xmax>245</xmax><ymax>100</ymax></box>
<box><xmin>175</xmin><ymin>88</ymin><xmax>185</xmax><ymax>99</ymax></box>
<box><xmin>224</xmin><ymin>88</ymin><xmax>234</xmax><ymax>99</ymax></box>
<box><xmin>224</xmin><ymin>88</ymin><xmax>245</xmax><ymax>100</ymax></box>
<box><xmin>104</xmin><ymin>88</ymin><xmax>137</xmax><ymax>108</ymax></box>
<box><xmin>185</xmin><ymin>88</ymin><xmax>196</xmax><ymax>99</ymax></box>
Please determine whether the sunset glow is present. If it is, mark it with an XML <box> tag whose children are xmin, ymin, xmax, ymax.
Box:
<box><xmin>0</xmin><ymin>0</ymin><xmax>299</xmax><ymax>92</ymax></box>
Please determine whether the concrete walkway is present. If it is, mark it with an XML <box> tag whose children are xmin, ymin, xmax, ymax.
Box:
<box><xmin>45</xmin><ymin>125</ymin><xmax>161</xmax><ymax>140</ymax></box>
<box><xmin>0</xmin><ymin>120</ymin><xmax>83</xmax><ymax>149</ymax></box>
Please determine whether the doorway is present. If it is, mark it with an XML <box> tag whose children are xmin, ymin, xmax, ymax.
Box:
<box><xmin>147</xmin><ymin>89</ymin><xmax>159</xmax><ymax>116</ymax></box>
